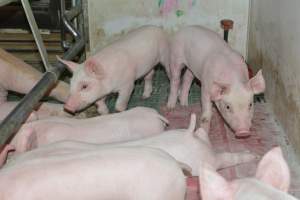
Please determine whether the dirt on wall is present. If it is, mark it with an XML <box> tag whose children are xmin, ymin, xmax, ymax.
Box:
<box><xmin>263</xmin><ymin>56</ymin><xmax>300</xmax><ymax>159</ymax></box>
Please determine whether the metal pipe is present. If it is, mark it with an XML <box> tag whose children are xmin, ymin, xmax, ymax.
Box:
<box><xmin>220</xmin><ymin>19</ymin><xmax>234</xmax><ymax>43</ymax></box>
<box><xmin>65</xmin><ymin>5</ymin><xmax>81</xmax><ymax>21</ymax></box>
<box><xmin>0</xmin><ymin>33</ymin><xmax>85</xmax><ymax>146</ymax></box>
<box><xmin>60</xmin><ymin>0</ymin><xmax>82</xmax><ymax>50</ymax></box>
<box><xmin>62</xmin><ymin>14</ymin><xmax>81</xmax><ymax>41</ymax></box>
<box><xmin>21</xmin><ymin>0</ymin><xmax>51</xmax><ymax>71</ymax></box>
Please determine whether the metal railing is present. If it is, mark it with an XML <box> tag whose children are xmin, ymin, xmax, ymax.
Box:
<box><xmin>0</xmin><ymin>0</ymin><xmax>85</xmax><ymax>145</ymax></box>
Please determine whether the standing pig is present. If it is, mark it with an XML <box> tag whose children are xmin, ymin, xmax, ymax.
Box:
<box><xmin>0</xmin><ymin>146</ymin><xmax>186</xmax><ymax>200</ymax></box>
<box><xmin>0</xmin><ymin>107</ymin><xmax>168</xmax><ymax>166</ymax></box>
<box><xmin>167</xmin><ymin>26</ymin><xmax>265</xmax><ymax>137</ymax></box>
<box><xmin>109</xmin><ymin>114</ymin><xmax>257</xmax><ymax>176</ymax></box>
<box><xmin>58</xmin><ymin>25</ymin><xmax>170</xmax><ymax>114</ymax></box>
<box><xmin>199</xmin><ymin>147</ymin><xmax>298</xmax><ymax>200</ymax></box>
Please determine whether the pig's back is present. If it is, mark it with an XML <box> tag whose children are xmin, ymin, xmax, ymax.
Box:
<box><xmin>173</xmin><ymin>25</ymin><xmax>248</xmax><ymax>82</ymax></box>
<box><xmin>0</xmin><ymin>147</ymin><xmax>185</xmax><ymax>200</ymax></box>
<box><xmin>97</xmin><ymin>25</ymin><xmax>168</xmax><ymax>78</ymax></box>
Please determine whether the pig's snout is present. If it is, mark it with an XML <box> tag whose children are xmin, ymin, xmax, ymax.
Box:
<box><xmin>235</xmin><ymin>129</ymin><xmax>251</xmax><ymax>138</ymax></box>
<box><xmin>64</xmin><ymin>97</ymin><xmax>80</xmax><ymax>113</ymax></box>
<box><xmin>64</xmin><ymin>103</ymin><xmax>76</xmax><ymax>113</ymax></box>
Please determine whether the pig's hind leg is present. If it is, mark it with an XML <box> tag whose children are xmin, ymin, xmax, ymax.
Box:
<box><xmin>142</xmin><ymin>69</ymin><xmax>155</xmax><ymax>99</ymax></box>
<box><xmin>167</xmin><ymin>61</ymin><xmax>185</xmax><ymax>108</ymax></box>
<box><xmin>216</xmin><ymin>151</ymin><xmax>259</xmax><ymax>169</ymax></box>
<box><xmin>179</xmin><ymin>69</ymin><xmax>194</xmax><ymax>106</ymax></box>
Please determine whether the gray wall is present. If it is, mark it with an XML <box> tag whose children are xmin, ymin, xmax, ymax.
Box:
<box><xmin>248</xmin><ymin>0</ymin><xmax>300</xmax><ymax>157</ymax></box>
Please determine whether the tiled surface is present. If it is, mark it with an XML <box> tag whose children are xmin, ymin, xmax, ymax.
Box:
<box><xmin>160</xmin><ymin>102</ymin><xmax>300</xmax><ymax>199</ymax></box>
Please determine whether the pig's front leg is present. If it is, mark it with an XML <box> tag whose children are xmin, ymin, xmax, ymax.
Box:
<box><xmin>200</xmin><ymin>88</ymin><xmax>213</xmax><ymax>133</ymax></box>
<box><xmin>95</xmin><ymin>97</ymin><xmax>109</xmax><ymax>115</ymax></box>
<box><xmin>142</xmin><ymin>69</ymin><xmax>154</xmax><ymax>99</ymax></box>
<box><xmin>115</xmin><ymin>83</ymin><xmax>134</xmax><ymax>112</ymax></box>
<box><xmin>167</xmin><ymin>63</ymin><xmax>184</xmax><ymax>108</ymax></box>
<box><xmin>179</xmin><ymin>69</ymin><xmax>194</xmax><ymax>106</ymax></box>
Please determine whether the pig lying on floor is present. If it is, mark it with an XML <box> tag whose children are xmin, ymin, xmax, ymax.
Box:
<box><xmin>167</xmin><ymin>25</ymin><xmax>265</xmax><ymax>137</ymax></box>
<box><xmin>1</xmin><ymin>145</ymin><xmax>186</xmax><ymax>200</ymax></box>
<box><xmin>0</xmin><ymin>107</ymin><xmax>168</xmax><ymax>166</ymax></box>
<box><xmin>0</xmin><ymin>48</ymin><xmax>72</xmax><ymax>120</ymax></box>
<box><xmin>58</xmin><ymin>25</ymin><xmax>170</xmax><ymax>114</ymax></box>
<box><xmin>107</xmin><ymin>113</ymin><xmax>257</xmax><ymax>176</ymax></box>
<box><xmin>199</xmin><ymin>147</ymin><xmax>298</xmax><ymax>200</ymax></box>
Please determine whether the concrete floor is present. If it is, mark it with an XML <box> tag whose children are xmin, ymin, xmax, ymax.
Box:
<box><xmin>161</xmin><ymin>102</ymin><xmax>300</xmax><ymax>199</ymax></box>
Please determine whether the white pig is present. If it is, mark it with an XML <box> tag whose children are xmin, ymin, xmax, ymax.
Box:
<box><xmin>0</xmin><ymin>107</ymin><xmax>168</xmax><ymax>166</ymax></box>
<box><xmin>0</xmin><ymin>47</ymin><xmax>69</xmax><ymax>102</ymax></box>
<box><xmin>199</xmin><ymin>147</ymin><xmax>298</xmax><ymax>200</ymax></box>
<box><xmin>167</xmin><ymin>25</ymin><xmax>265</xmax><ymax>137</ymax></box>
<box><xmin>58</xmin><ymin>25</ymin><xmax>170</xmax><ymax>114</ymax></box>
<box><xmin>109</xmin><ymin>113</ymin><xmax>257</xmax><ymax>176</ymax></box>
<box><xmin>0</xmin><ymin>101</ymin><xmax>71</xmax><ymax>121</ymax></box>
<box><xmin>0</xmin><ymin>146</ymin><xmax>186</xmax><ymax>200</ymax></box>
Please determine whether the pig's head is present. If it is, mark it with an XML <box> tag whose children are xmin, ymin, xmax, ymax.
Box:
<box><xmin>199</xmin><ymin>147</ymin><xmax>296</xmax><ymax>200</ymax></box>
<box><xmin>58</xmin><ymin>57</ymin><xmax>108</xmax><ymax>113</ymax></box>
<box><xmin>211</xmin><ymin>70</ymin><xmax>265</xmax><ymax>138</ymax></box>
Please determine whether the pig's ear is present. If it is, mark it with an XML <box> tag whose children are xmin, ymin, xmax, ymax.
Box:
<box><xmin>255</xmin><ymin>147</ymin><xmax>291</xmax><ymax>192</ymax></box>
<box><xmin>56</xmin><ymin>56</ymin><xmax>78</xmax><ymax>73</ymax></box>
<box><xmin>210</xmin><ymin>82</ymin><xmax>230</xmax><ymax>101</ymax></box>
<box><xmin>194</xmin><ymin>128</ymin><xmax>210</xmax><ymax>145</ymax></box>
<box><xmin>248</xmin><ymin>69</ymin><xmax>265</xmax><ymax>94</ymax></box>
<box><xmin>84</xmin><ymin>59</ymin><xmax>104</xmax><ymax>79</ymax></box>
<box><xmin>199</xmin><ymin>164</ymin><xmax>232</xmax><ymax>200</ymax></box>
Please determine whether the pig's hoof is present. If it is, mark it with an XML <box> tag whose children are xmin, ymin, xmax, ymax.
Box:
<box><xmin>114</xmin><ymin>106</ymin><xmax>127</xmax><ymax>113</ymax></box>
<box><xmin>97</xmin><ymin>107</ymin><xmax>109</xmax><ymax>115</ymax></box>
<box><xmin>180</xmin><ymin>101</ymin><xmax>189</xmax><ymax>106</ymax></box>
<box><xmin>166</xmin><ymin>102</ymin><xmax>176</xmax><ymax>109</ymax></box>
<box><xmin>142</xmin><ymin>94</ymin><xmax>151</xmax><ymax>99</ymax></box>
<box><xmin>200</xmin><ymin>117</ymin><xmax>209</xmax><ymax>124</ymax></box>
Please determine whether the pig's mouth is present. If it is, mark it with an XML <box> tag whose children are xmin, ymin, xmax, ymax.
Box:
<box><xmin>234</xmin><ymin>130</ymin><xmax>251</xmax><ymax>139</ymax></box>
<box><xmin>64</xmin><ymin>104</ymin><xmax>77</xmax><ymax>113</ymax></box>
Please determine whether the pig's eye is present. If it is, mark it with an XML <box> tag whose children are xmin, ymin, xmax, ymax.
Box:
<box><xmin>249</xmin><ymin>103</ymin><xmax>253</xmax><ymax>109</ymax></box>
<box><xmin>81</xmin><ymin>84</ymin><xmax>88</xmax><ymax>91</ymax></box>
<box><xmin>226</xmin><ymin>105</ymin><xmax>230</xmax><ymax>110</ymax></box>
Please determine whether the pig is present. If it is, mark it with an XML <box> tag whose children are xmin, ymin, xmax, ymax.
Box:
<box><xmin>199</xmin><ymin>147</ymin><xmax>298</xmax><ymax>200</ymax></box>
<box><xmin>0</xmin><ymin>48</ymin><xmax>72</xmax><ymax>121</ymax></box>
<box><xmin>167</xmin><ymin>25</ymin><xmax>266</xmax><ymax>137</ymax></box>
<box><xmin>0</xmin><ymin>101</ymin><xmax>71</xmax><ymax>122</ymax></box>
<box><xmin>0</xmin><ymin>107</ymin><xmax>168</xmax><ymax>166</ymax></box>
<box><xmin>107</xmin><ymin>113</ymin><xmax>257</xmax><ymax>176</ymax></box>
<box><xmin>0</xmin><ymin>145</ymin><xmax>186</xmax><ymax>200</ymax></box>
<box><xmin>0</xmin><ymin>48</ymin><xmax>69</xmax><ymax>102</ymax></box>
<box><xmin>58</xmin><ymin>25</ymin><xmax>170</xmax><ymax>114</ymax></box>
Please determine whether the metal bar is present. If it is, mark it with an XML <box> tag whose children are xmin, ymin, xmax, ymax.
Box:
<box><xmin>224</xmin><ymin>30</ymin><xmax>229</xmax><ymax>42</ymax></box>
<box><xmin>0</xmin><ymin>38</ymin><xmax>85</xmax><ymax>146</ymax></box>
<box><xmin>65</xmin><ymin>5</ymin><xmax>81</xmax><ymax>21</ymax></box>
<box><xmin>62</xmin><ymin>14</ymin><xmax>81</xmax><ymax>41</ymax></box>
<box><xmin>21</xmin><ymin>0</ymin><xmax>51</xmax><ymax>71</ymax></box>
